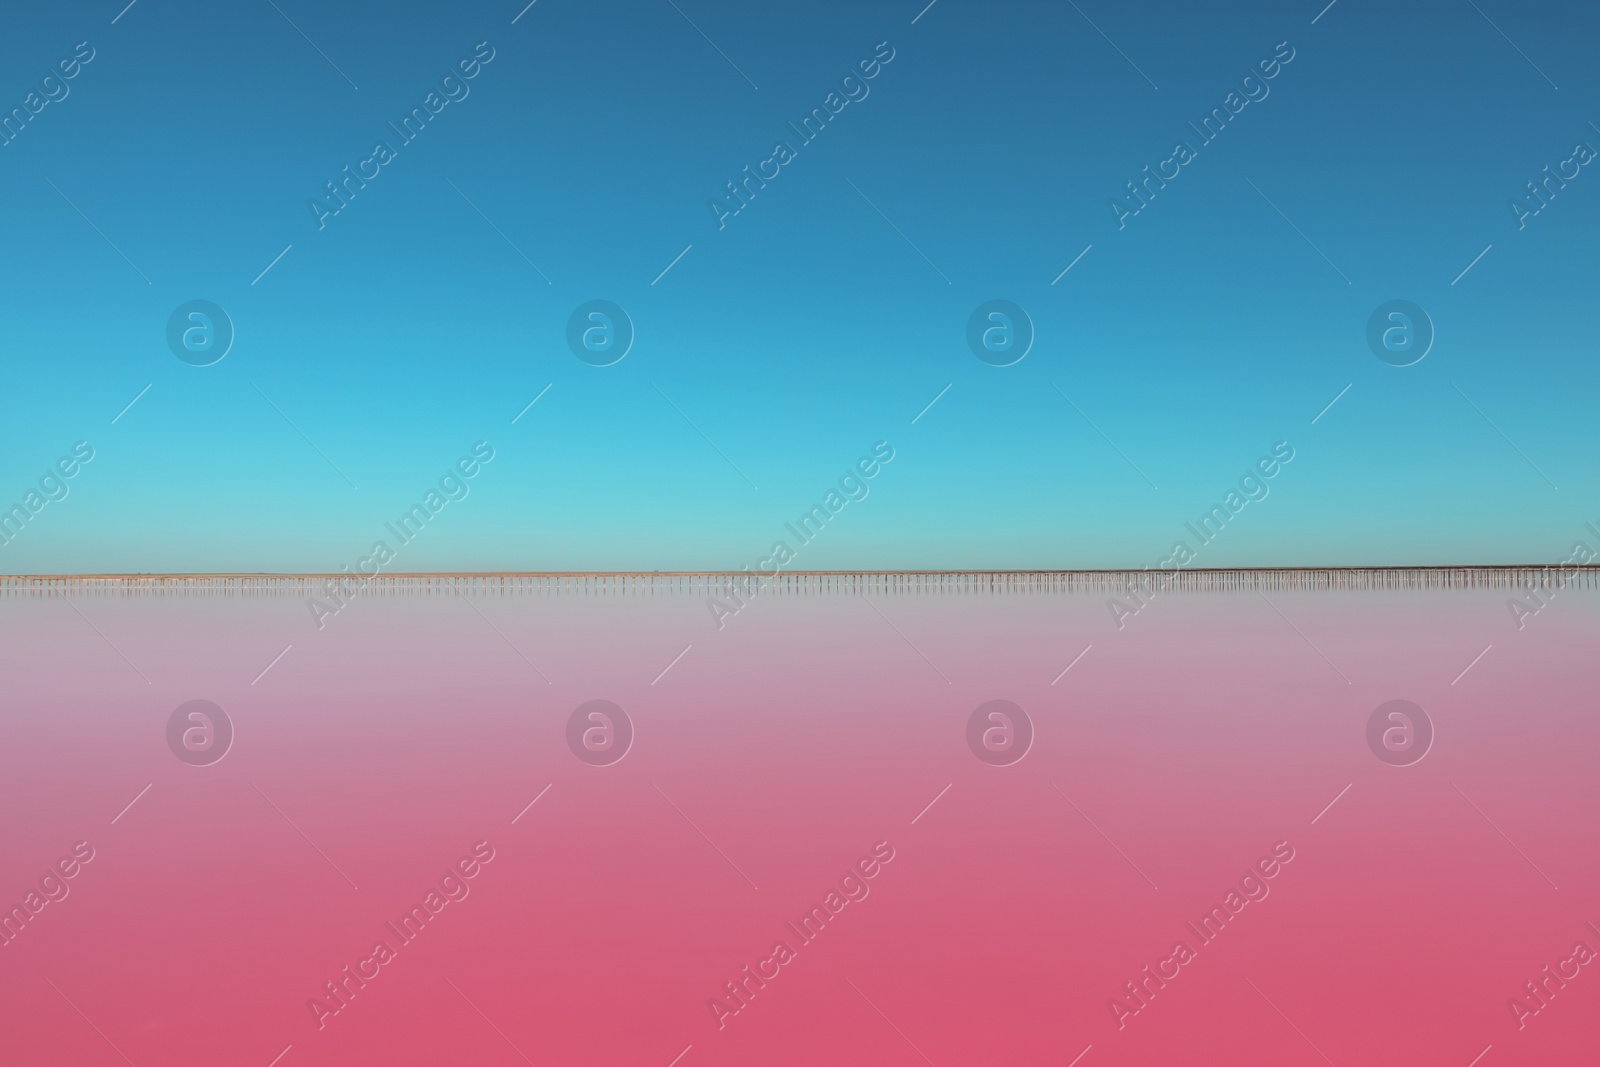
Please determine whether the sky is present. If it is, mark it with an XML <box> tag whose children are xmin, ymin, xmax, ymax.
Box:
<box><xmin>0</xmin><ymin>0</ymin><xmax>1597</xmax><ymax>573</ymax></box>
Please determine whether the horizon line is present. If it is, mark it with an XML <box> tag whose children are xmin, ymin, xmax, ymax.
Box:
<box><xmin>2</xmin><ymin>564</ymin><xmax>1595</xmax><ymax>580</ymax></box>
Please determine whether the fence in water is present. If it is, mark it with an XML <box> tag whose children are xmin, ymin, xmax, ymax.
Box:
<box><xmin>0</xmin><ymin>566</ymin><xmax>1595</xmax><ymax>599</ymax></box>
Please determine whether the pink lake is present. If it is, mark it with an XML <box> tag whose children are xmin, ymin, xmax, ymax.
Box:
<box><xmin>0</xmin><ymin>571</ymin><xmax>1595</xmax><ymax>1067</ymax></box>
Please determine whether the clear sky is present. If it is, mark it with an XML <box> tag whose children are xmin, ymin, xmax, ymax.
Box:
<box><xmin>1</xmin><ymin>0</ymin><xmax>1596</xmax><ymax>573</ymax></box>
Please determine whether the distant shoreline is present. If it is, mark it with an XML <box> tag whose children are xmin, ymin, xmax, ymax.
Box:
<box><xmin>0</xmin><ymin>566</ymin><xmax>1595</xmax><ymax>580</ymax></box>
<box><xmin>1</xmin><ymin>566</ymin><xmax>1595</xmax><ymax>597</ymax></box>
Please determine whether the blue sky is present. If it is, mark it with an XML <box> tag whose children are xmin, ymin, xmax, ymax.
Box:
<box><xmin>1</xmin><ymin>0</ymin><xmax>1596</xmax><ymax>572</ymax></box>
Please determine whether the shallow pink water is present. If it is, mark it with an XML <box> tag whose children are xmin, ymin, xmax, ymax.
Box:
<box><xmin>0</xmin><ymin>580</ymin><xmax>1595</xmax><ymax>1066</ymax></box>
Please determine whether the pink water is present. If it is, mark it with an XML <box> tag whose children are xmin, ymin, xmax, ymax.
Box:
<box><xmin>1</xmin><ymin>578</ymin><xmax>1595</xmax><ymax>1066</ymax></box>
